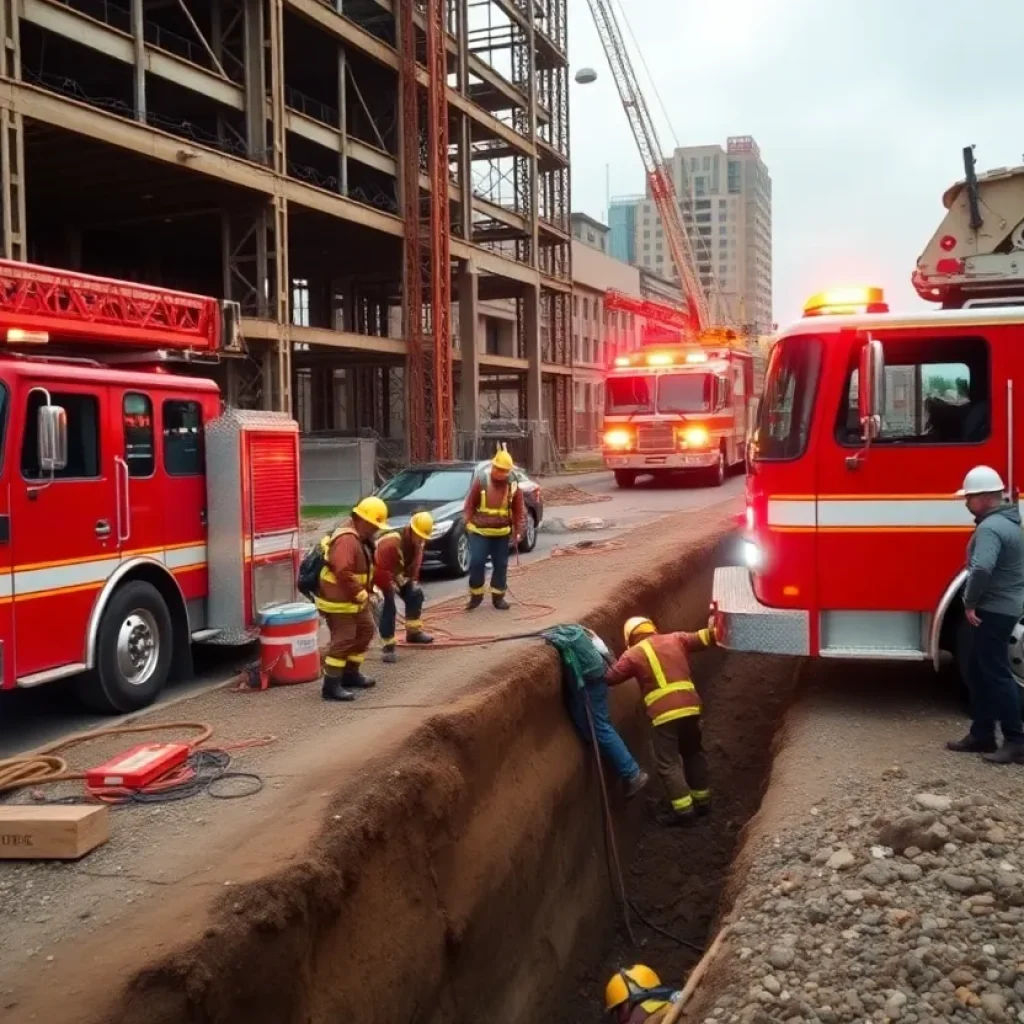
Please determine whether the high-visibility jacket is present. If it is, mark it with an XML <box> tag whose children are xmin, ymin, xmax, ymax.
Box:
<box><xmin>315</xmin><ymin>524</ymin><xmax>375</xmax><ymax>614</ymax></box>
<box><xmin>374</xmin><ymin>528</ymin><xmax>423</xmax><ymax>592</ymax></box>
<box><xmin>605</xmin><ymin>628</ymin><xmax>715</xmax><ymax>727</ymax></box>
<box><xmin>463</xmin><ymin>470</ymin><xmax>525</xmax><ymax>538</ymax></box>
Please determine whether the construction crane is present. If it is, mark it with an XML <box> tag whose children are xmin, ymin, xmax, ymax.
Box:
<box><xmin>584</xmin><ymin>0</ymin><xmax>711</xmax><ymax>333</ymax></box>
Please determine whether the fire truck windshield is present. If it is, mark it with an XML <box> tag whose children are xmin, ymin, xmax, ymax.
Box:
<box><xmin>657</xmin><ymin>372</ymin><xmax>712</xmax><ymax>414</ymax></box>
<box><xmin>754</xmin><ymin>336</ymin><xmax>823</xmax><ymax>461</ymax></box>
<box><xmin>606</xmin><ymin>375</ymin><xmax>654</xmax><ymax>415</ymax></box>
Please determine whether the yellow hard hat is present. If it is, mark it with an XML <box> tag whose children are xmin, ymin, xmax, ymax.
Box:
<box><xmin>492</xmin><ymin>449</ymin><xmax>514</xmax><ymax>473</ymax></box>
<box><xmin>605</xmin><ymin>965</ymin><xmax>662</xmax><ymax>1011</ymax></box>
<box><xmin>352</xmin><ymin>495</ymin><xmax>389</xmax><ymax>530</ymax></box>
<box><xmin>409</xmin><ymin>511</ymin><xmax>434</xmax><ymax>540</ymax></box>
<box><xmin>623</xmin><ymin>616</ymin><xmax>656</xmax><ymax>647</ymax></box>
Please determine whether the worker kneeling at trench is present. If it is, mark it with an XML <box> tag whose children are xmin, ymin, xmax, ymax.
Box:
<box><xmin>606</xmin><ymin>615</ymin><xmax>717</xmax><ymax>827</ymax></box>
<box><xmin>605</xmin><ymin>964</ymin><xmax>682</xmax><ymax>1023</ymax></box>
<box><xmin>374</xmin><ymin>511</ymin><xmax>435</xmax><ymax>664</ymax></box>
<box><xmin>315</xmin><ymin>496</ymin><xmax>389</xmax><ymax>702</ymax></box>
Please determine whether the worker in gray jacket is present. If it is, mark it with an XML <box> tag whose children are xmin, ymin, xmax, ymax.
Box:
<box><xmin>947</xmin><ymin>466</ymin><xmax>1024</xmax><ymax>764</ymax></box>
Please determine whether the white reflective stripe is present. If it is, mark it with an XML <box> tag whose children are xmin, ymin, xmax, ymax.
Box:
<box><xmin>817</xmin><ymin>500</ymin><xmax>973</xmax><ymax>529</ymax></box>
<box><xmin>0</xmin><ymin>574</ymin><xmax>12</xmax><ymax>600</ymax></box>
<box><xmin>767</xmin><ymin>499</ymin><xmax>816</xmax><ymax>527</ymax></box>
<box><xmin>246</xmin><ymin>531</ymin><xmax>299</xmax><ymax>558</ymax></box>
<box><xmin>15</xmin><ymin>556</ymin><xmax>120</xmax><ymax>596</ymax></box>
<box><xmin>165</xmin><ymin>544</ymin><xmax>208</xmax><ymax>569</ymax></box>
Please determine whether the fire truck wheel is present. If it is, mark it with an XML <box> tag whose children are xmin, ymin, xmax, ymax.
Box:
<box><xmin>614</xmin><ymin>470</ymin><xmax>637</xmax><ymax>489</ymax></box>
<box><xmin>709</xmin><ymin>448</ymin><xmax>727</xmax><ymax>487</ymax></box>
<box><xmin>78</xmin><ymin>581</ymin><xmax>174</xmax><ymax>714</ymax></box>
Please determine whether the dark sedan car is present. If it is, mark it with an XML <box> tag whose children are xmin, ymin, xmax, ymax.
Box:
<box><xmin>374</xmin><ymin>461</ymin><xmax>544</xmax><ymax>576</ymax></box>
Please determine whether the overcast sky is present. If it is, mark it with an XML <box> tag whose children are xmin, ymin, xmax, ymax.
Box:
<box><xmin>567</xmin><ymin>0</ymin><xmax>1023</xmax><ymax>326</ymax></box>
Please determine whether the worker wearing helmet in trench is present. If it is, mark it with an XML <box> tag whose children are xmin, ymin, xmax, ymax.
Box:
<box><xmin>315</xmin><ymin>496</ymin><xmax>389</xmax><ymax>701</ymax></box>
<box><xmin>604</xmin><ymin>964</ymin><xmax>681</xmax><ymax>1022</ymax></box>
<box><xmin>947</xmin><ymin>465</ymin><xmax>1024</xmax><ymax>764</ymax></box>
<box><xmin>606</xmin><ymin>615</ymin><xmax>717</xmax><ymax>826</ymax></box>
<box><xmin>374</xmin><ymin>511</ymin><xmax>435</xmax><ymax>664</ymax></box>
<box><xmin>464</xmin><ymin>447</ymin><xmax>525</xmax><ymax>611</ymax></box>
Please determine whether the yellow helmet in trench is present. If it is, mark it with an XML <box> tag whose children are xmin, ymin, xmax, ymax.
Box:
<box><xmin>605</xmin><ymin>964</ymin><xmax>662</xmax><ymax>1011</ymax></box>
<box><xmin>623</xmin><ymin>616</ymin><xmax>656</xmax><ymax>647</ymax></box>
<box><xmin>409</xmin><ymin>511</ymin><xmax>434</xmax><ymax>540</ymax></box>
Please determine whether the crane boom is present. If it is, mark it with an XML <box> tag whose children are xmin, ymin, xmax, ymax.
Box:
<box><xmin>585</xmin><ymin>0</ymin><xmax>710</xmax><ymax>331</ymax></box>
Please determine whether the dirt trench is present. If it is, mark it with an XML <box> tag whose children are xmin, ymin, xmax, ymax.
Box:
<box><xmin>88</xmin><ymin>530</ymin><xmax>799</xmax><ymax>1024</ymax></box>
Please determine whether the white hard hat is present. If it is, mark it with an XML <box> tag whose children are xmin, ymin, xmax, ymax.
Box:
<box><xmin>956</xmin><ymin>465</ymin><xmax>1005</xmax><ymax>497</ymax></box>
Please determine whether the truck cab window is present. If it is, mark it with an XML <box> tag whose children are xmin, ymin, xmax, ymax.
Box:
<box><xmin>754</xmin><ymin>336</ymin><xmax>822</xmax><ymax>461</ymax></box>
<box><xmin>163</xmin><ymin>400</ymin><xmax>204</xmax><ymax>476</ymax></box>
<box><xmin>835</xmin><ymin>336</ymin><xmax>990</xmax><ymax>446</ymax></box>
<box><xmin>21</xmin><ymin>391</ymin><xmax>100</xmax><ymax>480</ymax></box>
<box><xmin>123</xmin><ymin>393</ymin><xmax>154</xmax><ymax>477</ymax></box>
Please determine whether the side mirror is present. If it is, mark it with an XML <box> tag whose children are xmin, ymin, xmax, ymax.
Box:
<box><xmin>858</xmin><ymin>337</ymin><xmax>885</xmax><ymax>441</ymax></box>
<box><xmin>38</xmin><ymin>404</ymin><xmax>68</xmax><ymax>472</ymax></box>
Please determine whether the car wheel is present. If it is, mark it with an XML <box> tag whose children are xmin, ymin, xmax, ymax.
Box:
<box><xmin>446</xmin><ymin>524</ymin><xmax>471</xmax><ymax>577</ymax></box>
<box><xmin>614</xmin><ymin>469</ymin><xmax>637</xmax><ymax>489</ymax></box>
<box><xmin>77</xmin><ymin>580</ymin><xmax>174</xmax><ymax>714</ymax></box>
<box><xmin>518</xmin><ymin>509</ymin><xmax>538</xmax><ymax>553</ymax></box>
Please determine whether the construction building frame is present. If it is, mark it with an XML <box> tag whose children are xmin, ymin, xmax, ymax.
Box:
<box><xmin>0</xmin><ymin>0</ymin><xmax>573</xmax><ymax>465</ymax></box>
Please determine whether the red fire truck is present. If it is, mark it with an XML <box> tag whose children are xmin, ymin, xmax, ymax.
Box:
<box><xmin>0</xmin><ymin>260</ymin><xmax>301</xmax><ymax>713</ymax></box>
<box><xmin>711</xmin><ymin>282</ymin><xmax>1024</xmax><ymax>691</ymax></box>
<box><xmin>601</xmin><ymin>330</ymin><xmax>757</xmax><ymax>489</ymax></box>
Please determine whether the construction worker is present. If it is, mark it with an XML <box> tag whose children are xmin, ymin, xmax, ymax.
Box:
<box><xmin>947</xmin><ymin>465</ymin><xmax>1024</xmax><ymax>763</ymax></box>
<box><xmin>606</xmin><ymin>615</ymin><xmax>716</xmax><ymax>826</ymax></box>
<box><xmin>315</xmin><ymin>496</ymin><xmax>389</xmax><ymax>702</ymax></box>
<box><xmin>464</xmin><ymin>448</ymin><xmax>525</xmax><ymax>611</ymax></box>
<box><xmin>374</xmin><ymin>511</ymin><xmax>435</xmax><ymax>663</ymax></box>
<box><xmin>604</xmin><ymin>965</ymin><xmax>681</xmax><ymax>1023</ymax></box>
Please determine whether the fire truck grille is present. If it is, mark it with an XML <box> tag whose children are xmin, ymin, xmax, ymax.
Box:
<box><xmin>636</xmin><ymin>423</ymin><xmax>675</xmax><ymax>451</ymax></box>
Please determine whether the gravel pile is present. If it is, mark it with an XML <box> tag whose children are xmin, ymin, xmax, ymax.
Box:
<box><xmin>709</xmin><ymin>778</ymin><xmax>1024</xmax><ymax>1024</ymax></box>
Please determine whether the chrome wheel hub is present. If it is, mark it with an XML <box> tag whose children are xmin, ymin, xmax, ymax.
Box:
<box><xmin>116</xmin><ymin>610</ymin><xmax>159</xmax><ymax>687</ymax></box>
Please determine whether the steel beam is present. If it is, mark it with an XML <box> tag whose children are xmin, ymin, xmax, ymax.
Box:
<box><xmin>0</xmin><ymin>0</ymin><xmax>25</xmax><ymax>262</ymax></box>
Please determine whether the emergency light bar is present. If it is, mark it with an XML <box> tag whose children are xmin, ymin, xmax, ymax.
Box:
<box><xmin>610</xmin><ymin>346</ymin><xmax>732</xmax><ymax>370</ymax></box>
<box><xmin>803</xmin><ymin>286</ymin><xmax>888</xmax><ymax>317</ymax></box>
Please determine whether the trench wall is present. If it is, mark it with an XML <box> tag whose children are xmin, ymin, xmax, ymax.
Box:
<box><xmin>109</xmin><ymin>526</ymin><xmax>737</xmax><ymax>1024</ymax></box>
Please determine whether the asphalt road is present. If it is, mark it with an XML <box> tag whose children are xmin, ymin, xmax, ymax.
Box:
<box><xmin>0</xmin><ymin>470</ymin><xmax>743</xmax><ymax>757</ymax></box>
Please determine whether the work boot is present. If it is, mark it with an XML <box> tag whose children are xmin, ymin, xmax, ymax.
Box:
<box><xmin>492</xmin><ymin>595</ymin><xmax>511</xmax><ymax>611</ymax></box>
<box><xmin>654</xmin><ymin>809</ymin><xmax>696</xmax><ymax>829</ymax></box>
<box><xmin>946</xmin><ymin>734</ymin><xmax>998</xmax><ymax>754</ymax></box>
<box><xmin>983</xmin><ymin>741</ymin><xmax>1024</xmax><ymax>765</ymax></box>
<box><xmin>382</xmin><ymin>646</ymin><xmax>398</xmax><ymax>664</ymax></box>
<box><xmin>466</xmin><ymin>594</ymin><xmax>484</xmax><ymax>611</ymax></box>
<box><xmin>321</xmin><ymin>676</ymin><xmax>356</xmax><ymax>702</ymax></box>
<box><xmin>406</xmin><ymin>630</ymin><xmax>434</xmax><ymax>645</ymax></box>
<box><xmin>694</xmin><ymin>797</ymin><xmax>712</xmax><ymax>818</ymax></box>
<box><xmin>624</xmin><ymin>770</ymin><xmax>649</xmax><ymax>800</ymax></box>
<box><xmin>344</xmin><ymin>668</ymin><xmax>376</xmax><ymax>689</ymax></box>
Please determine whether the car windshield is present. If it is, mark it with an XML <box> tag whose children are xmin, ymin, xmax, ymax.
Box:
<box><xmin>657</xmin><ymin>373</ymin><xmax>712</xmax><ymax>413</ymax></box>
<box><xmin>377</xmin><ymin>468</ymin><xmax>474</xmax><ymax>502</ymax></box>
<box><xmin>606</xmin><ymin>376</ymin><xmax>654</xmax><ymax>414</ymax></box>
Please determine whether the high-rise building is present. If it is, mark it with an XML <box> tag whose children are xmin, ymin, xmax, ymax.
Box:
<box><xmin>608</xmin><ymin>137</ymin><xmax>773</xmax><ymax>335</ymax></box>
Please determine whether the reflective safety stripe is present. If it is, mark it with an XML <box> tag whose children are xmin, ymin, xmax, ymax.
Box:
<box><xmin>469</xmin><ymin>475</ymin><xmax>517</xmax><ymax>535</ymax></box>
<box><xmin>642</xmin><ymin>682</ymin><xmax>696</xmax><ymax>706</ymax></box>
<box><xmin>671</xmin><ymin>794</ymin><xmax>694</xmax><ymax>812</ymax></box>
<box><xmin>315</xmin><ymin>597</ymin><xmax>363</xmax><ymax>614</ymax></box>
<box><xmin>382</xmin><ymin>639</ymin><xmax>396</xmax><ymax>649</ymax></box>
<box><xmin>697</xmin><ymin>628</ymin><xmax>711</xmax><ymax>646</ymax></box>
<box><xmin>477</xmin><ymin>479</ymin><xmax>516</xmax><ymax>517</ymax></box>
<box><xmin>652</xmin><ymin>705</ymin><xmax>701</xmax><ymax>726</ymax></box>
<box><xmin>324</xmin><ymin>655</ymin><xmax>347</xmax><ymax>668</ymax></box>
<box><xmin>640</xmin><ymin>999</ymin><xmax>670</xmax><ymax>1014</ymax></box>
<box><xmin>489</xmin><ymin>587</ymin><xmax>506</xmax><ymax>596</ymax></box>
<box><xmin>405</xmin><ymin>619</ymin><xmax>423</xmax><ymax>629</ymax></box>
<box><xmin>636</xmin><ymin>639</ymin><xmax>701</xmax><ymax>726</ymax></box>
<box><xmin>348</xmin><ymin>653</ymin><xmax>365</xmax><ymax>665</ymax></box>
<box><xmin>466</xmin><ymin>523</ymin><xmax>511</xmax><ymax>536</ymax></box>
<box><xmin>320</xmin><ymin>569</ymin><xmax>369</xmax><ymax>585</ymax></box>
<box><xmin>469</xmin><ymin>585</ymin><xmax>486</xmax><ymax>596</ymax></box>
<box><xmin>692</xmin><ymin>788</ymin><xmax>711</xmax><ymax>802</ymax></box>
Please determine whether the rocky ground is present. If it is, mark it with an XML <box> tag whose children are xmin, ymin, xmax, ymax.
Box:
<box><xmin>709</xmin><ymin>775</ymin><xmax>1024</xmax><ymax>1024</ymax></box>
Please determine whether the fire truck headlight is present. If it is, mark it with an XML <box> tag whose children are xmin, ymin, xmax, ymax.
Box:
<box><xmin>603</xmin><ymin>428</ymin><xmax>632</xmax><ymax>449</ymax></box>
<box><xmin>680</xmin><ymin>426</ymin><xmax>710</xmax><ymax>448</ymax></box>
<box><xmin>742</xmin><ymin>539</ymin><xmax>761</xmax><ymax>569</ymax></box>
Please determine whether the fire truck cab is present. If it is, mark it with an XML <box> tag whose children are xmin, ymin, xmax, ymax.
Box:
<box><xmin>0</xmin><ymin>261</ymin><xmax>301</xmax><ymax>714</ymax></box>
<box><xmin>602</xmin><ymin>333</ymin><xmax>756</xmax><ymax>489</ymax></box>
<box><xmin>712</xmin><ymin>283</ymin><xmax>1024</xmax><ymax>692</ymax></box>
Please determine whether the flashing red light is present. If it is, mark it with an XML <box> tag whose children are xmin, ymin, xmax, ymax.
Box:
<box><xmin>939</xmin><ymin>234</ymin><xmax>957</xmax><ymax>252</ymax></box>
<box><xmin>935</xmin><ymin>258</ymin><xmax>966</xmax><ymax>275</ymax></box>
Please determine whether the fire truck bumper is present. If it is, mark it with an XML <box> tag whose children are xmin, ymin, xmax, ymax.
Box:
<box><xmin>604</xmin><ymin>452</ymin><xmax>719</xmax><ymax>470</ymax></box>
<box><xmin>711</xmin><ymin>566</ymin><xmax>810</xmax><ymax>657</ymax></box>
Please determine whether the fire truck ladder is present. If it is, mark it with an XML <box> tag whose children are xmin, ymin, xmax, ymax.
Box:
<box><xmin>0</xmin><ymin>260</ymin><xmax>229</xmax><ymax>353</ymax></box>
<box><xmin>603</xmin><ymin>288</ymin><xmax>696</xmax><ymax>334</ymax></box>
<box><xmin>584</xmin><ymin>0</ymin><xmax>710</xmax><ymax>333</ymax></box>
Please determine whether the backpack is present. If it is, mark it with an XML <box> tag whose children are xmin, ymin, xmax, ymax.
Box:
<box><xmin>297</xmin><ymin>543</ymin><xmax>325</xmax><ymax>601</ymax></box>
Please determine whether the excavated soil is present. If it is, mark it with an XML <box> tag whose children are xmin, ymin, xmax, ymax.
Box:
<box><xmin>6</xmin><ymin>515</ymin><xmax>800</xmax><ymax>1024</ymax></box>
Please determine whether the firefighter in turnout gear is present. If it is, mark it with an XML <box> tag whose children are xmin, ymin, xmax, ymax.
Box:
<box><xmin>315</xmin><ymin>496</ymin><xmax>388</xmax><ymax>701</ymax></box>
<box><xmin>464</xmin><ymin>447</ymin><xmax>525</xmax><ymax>611</ymax></box>
<box><xmin>374</xmin><ymin>511</ymin><xmax>435</xmax><ymax>664</ymax></box>
<box><xmin>604</xmin><ymin>964</ymin><xmax>682</xmax><ymax>1023</ymax></box>
<box><xmin>606</xmin><ymin>615</ymin><xmax>717</xmax><ymax>826</ymax></box>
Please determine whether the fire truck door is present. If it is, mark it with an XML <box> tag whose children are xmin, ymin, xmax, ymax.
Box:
<box><xmin>816</xmin><ymin>334</ymin><xmax>1000</xmax><ymax>621</ymax></box>
<box><xmin>117</xmin><ymin>388</ymin><xmax>160</xmax><ymax>564</ymax></box>
<box><xmin>11</xmin><ymin>384</ymin><xmax>117</xmax><ymax>678</ymax></box>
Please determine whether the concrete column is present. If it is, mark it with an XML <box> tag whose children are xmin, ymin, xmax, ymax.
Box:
<box><xmin>130</xmin><ymin>0</ymin><xmax>146</xmax><ymax>121</ymax></box>
<box><xmin>0</xmin><ymin>0</ymin><xmax>26</xmax><ymax>262</ymax></box>
<box><xmin>459</xmin><ymin>259</ymin><xmax>480</xmax><ymax>435</ymax></box>
<box><xmin>337</xmin><ymin>48</ymin><xmax>349</xmax><ymax>195</ymax></box>
<box><xmin>522</xmin><ymin>283</ymin><xmax>543</xmax><ymax>471</ymax></box>
<box><xmin>243</xmin><ymin>0</ymin><xmax>267</xmax><ymax>161</ymax></box>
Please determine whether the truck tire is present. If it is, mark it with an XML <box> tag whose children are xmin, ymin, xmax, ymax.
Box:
<box><xmin>77</xmin><ymin>581</ymin><xmax>174</xmax><ymax>714</ymax></box>
<box><xmin>614</xmin><ymin>470</ymin><xmax>637</xmax><ymax>489</ymax></box>
<box><xmin>709</xmin><ymin>448</ymin><xmax>727</xmax><ymax>487</ymax></box>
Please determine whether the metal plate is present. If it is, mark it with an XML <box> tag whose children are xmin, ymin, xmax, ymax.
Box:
<box><xmin>712</xmin><ymin>566</ymin><xmax>810</xmax><ymax>656</ymax></box>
